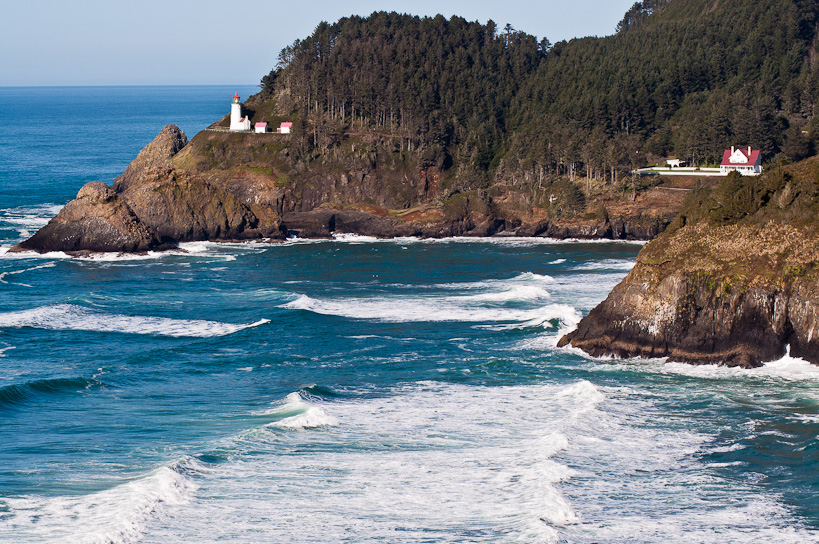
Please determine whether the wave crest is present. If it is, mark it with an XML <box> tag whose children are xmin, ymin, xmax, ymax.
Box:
<box><xmin>2</xmin><ymin>464</ymin><xmax>196</xmax><ymax>544</ymax></box>
<box><xmin>262</xmin><ymin>392</ymin><xmax>339</xmax><ymax>430</ymax></box>
<box><xmin>0</xmin><ymin>376</ymin><xmax>104</xmax><ymax>409</ymax></box>
<box><xmin>0</xmin><ymin>304</ymin><xmax>269</xmax><ymax>337</ymax></box>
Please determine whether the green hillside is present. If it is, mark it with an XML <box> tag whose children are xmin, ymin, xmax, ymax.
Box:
<box><xmin>509</xmin><ymin>0</ymin><xmax>819</xmax><ymax>173</ymax></box>
<box><xmin>244</xmin><ymin>0</ymin><xmax>819</xmax><ymax>212</ymax></box>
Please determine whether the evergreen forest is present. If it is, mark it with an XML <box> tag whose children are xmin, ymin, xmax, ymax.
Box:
<box><xmin>253</xmin><ymin>0</ymin><xmax>819</xmax><ymax>199</ymax></box>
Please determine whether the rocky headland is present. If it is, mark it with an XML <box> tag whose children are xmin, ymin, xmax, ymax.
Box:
<box><xmin>11</xmin><ymin>125</ymin><xmax>285</xmax><ymax>254</ymax></box>
<box><xmin>559</xmin><ymin>161</ymin><xmax>819</xmax><ymax>367</ymax></box>
<box><xmin>11</xmin><ymin>123</ymin><xmax>684</xmax><ymax>255</ymax></box>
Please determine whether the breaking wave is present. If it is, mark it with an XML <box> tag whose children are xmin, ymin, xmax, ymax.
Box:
<box><xmin>281</xmin><ymin>271</ymin><xmax>579</xmax><ymax>329</ymax></box>
<box><xmin>0</xmin><ymin>304</ymin><xmax>269</xmax><ymax>337</ymax></box>
<box><xmin>1</xmin><ymin>461</ymin><xmax>198</xmax><ymax>544</ymax></box>
<box><xmin>259</xmin><ymin>392</ymin><xmax>339</xmax><ymax>430</ymax></box>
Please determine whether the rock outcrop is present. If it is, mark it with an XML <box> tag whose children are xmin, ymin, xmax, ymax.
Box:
<box><xmin>515</xmin><ymin>217</ymin><xmax>668</xmax><ymax>240</ymax></box>
<box><xmin>12</xmin><ymin>125</ymin><xmax>285</xmax><ymax>254</ymax></box>
<box><xmin>558</xmin><ymin>252</ymin><xmax>819</xmax><ymax>368</ymax></box>
<box><xmin>113</xmin><ymin>124</ymin><xmax>188</xmax><ymax>192</ymax></box>
<box><xmin>559</xmin><ymin>167</ymin><xmax>819</xmax><ymax>367</ymax></box>
<box><xmin>11</xmin><ymin>182</ymin><xmax>162</xmax><ymax>254</ymax></box>
<box><xmin>13</xmin><ymin>117</ymin><xmax>685</xmax><ymax>254</ymax></box>
<box><xmin>119</xmin><ymin>167</ymin><xmax>280</xmax><ymax>243</ymax></box>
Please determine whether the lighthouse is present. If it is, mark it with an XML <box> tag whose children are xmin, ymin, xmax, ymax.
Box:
<box><xmin>229</xmin><ymin>93</ymin><xmax>251</xmax><ymax>131</ymax></box>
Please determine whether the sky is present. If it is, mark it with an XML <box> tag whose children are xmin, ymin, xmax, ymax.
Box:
<box><xmin>0</xmin><ymin>0</ymin><xmax>637</xmax><ymax>86</ymax></box>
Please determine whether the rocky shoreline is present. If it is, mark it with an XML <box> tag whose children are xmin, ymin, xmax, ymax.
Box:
<box><xmin>558</xmin><ymin>256</ymin><xmax>819</xmax><ymax>368</ymax></box>
<box><xmin>559</xmin><ymin>165</ymin><xmax>819</xmax><ymax>367</ymax></box>
<box><xmin>11</xmin><ymin>125</ymin><xmax>671</xmax><ymax>255</ymax></box>
<box><xmin>12</xmin><ymin>125</ymin><xmax>819</xmax><ymax>369</ymax></box>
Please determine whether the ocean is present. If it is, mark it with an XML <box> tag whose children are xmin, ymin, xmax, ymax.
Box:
<box><xmin>0</xmin><ymin>86</ymin><xmax>818</xmax><ymax>543</ymax></box>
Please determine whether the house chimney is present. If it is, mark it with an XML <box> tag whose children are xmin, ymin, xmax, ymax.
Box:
<box><xmin>748</xmin><ymin>146</ymin><xmax>751</xmax><ymax>155</ymax></box>
<box><xmin>731</xmin><ymin>146</ymin><xmax>735</xmax><ymax>154</ymax></box>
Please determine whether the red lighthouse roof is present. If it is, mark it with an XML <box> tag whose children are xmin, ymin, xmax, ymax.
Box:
<box><xmin>233</xmin><ymin>93</ymin><xmax>240</xmax><ymax>98</ymax></box>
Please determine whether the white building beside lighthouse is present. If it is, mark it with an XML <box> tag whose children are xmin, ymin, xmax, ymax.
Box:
<box><xmin>229</xmin><ymin>93</ymin><xmax>251</xmax><ymax>132</ymax></box>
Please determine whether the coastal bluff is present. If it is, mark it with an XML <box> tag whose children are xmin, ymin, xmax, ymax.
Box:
<box><xmin>559</xmin><ymin>163</ymin><xmax>819</xmax><ymax>367</ymax></box>
<box><xmin>12</xmin><ymin>122</ymin><xmax>680</xmax><ymax>254</ymax></box>
<box><xmin>10</xmin><ymin>125</ymin><xmax>285</xmax><ymax>254</ymax></box>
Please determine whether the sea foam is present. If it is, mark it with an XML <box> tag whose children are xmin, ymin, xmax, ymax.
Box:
<box><xmin>0</xmin><ymin>304</ymin><xmax>269</xmax><ymax>337</ymax></box>
<box><xmin>282</xmin><ymin>271</ymin><xmax>578</xmax><ymax>329</ymax></box>
<box><xmin>1</xmin><ymin>464</ymin><xmax>197</xmax><ymax>544</ymax></box>
<box><xmin>260</xmin><ymin>392</ymin><xmax>339</xmax><ymax>430</ymax></box>
<box><xmin>156</xmin><ymin>381</ymin><xmax>599</xmax><ymax>543</ymax></box>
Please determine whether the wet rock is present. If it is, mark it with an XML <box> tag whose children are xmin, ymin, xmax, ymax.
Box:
<box><xmin>283</xmin><ymin>209</ymin><xmax>423</xmax><ymax>238</ymax></box>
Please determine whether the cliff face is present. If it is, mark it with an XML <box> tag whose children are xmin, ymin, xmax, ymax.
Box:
<box><xmin>168</xmin><ymin>128</ymin><xmax>683</xmax><ymax>241</ymax></box>
<box><xmin>119</xmin><ymin>166</ymin><xmax>280</xmax><ymax>243</ymax></box>
<box><xmin>11</xmin><ymin>125</ymin><xmax>285</xmax><ymax>254</ymax></box>
<box><xmin>12</xmin><ymin>182</ymin><xmax>161</xmax><ymax>253</ymax></box>
<box><xmin>14</xmin><ymin>120</ymin><xmax>682</xmax><ymax>254</ymax></box>
<box><xmin>560</xmin><ymin>165</ymin><xmax>819</xmax><ymax>367</ymax></box>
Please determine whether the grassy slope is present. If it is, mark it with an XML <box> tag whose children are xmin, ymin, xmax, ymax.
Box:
<box><xmin>636</xmin><ymin>157</ymin><xmax>819</xmax><ymax>288</ymax></box>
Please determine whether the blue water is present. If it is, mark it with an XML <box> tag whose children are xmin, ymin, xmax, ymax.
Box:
<box><xmin>1</xmin><ymin>87</ymin><xmax>818</xmax><ymax>543</ymax></box>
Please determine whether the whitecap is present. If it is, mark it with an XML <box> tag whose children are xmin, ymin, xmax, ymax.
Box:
<box><xmin>331</xmin><ymin>233</ymin><xmax>381</xmax><ymax>243</ymax></box>
<box><xmin>260</xmin><ymin>392</ymin><xmax>339</xmax><ymax>430</ymax></box>
<box><xmin>437</xmin><ymin>271</ymin><xmax>554</xmax><ymax>291</ymax></box>
<box><xmin>0</xmin><ymin>304</ymin><xmax>269</xmax><ymax>337</ymax></box>
<box><xmin>554</xmin><ymin>380</ymin><xmax>606</xmax><ymax>415</ymax></box>
<box><xmin>572</xmin><ymin>258</ymin><xmax>636</xmax><ymax>271</ymax></box>
<box><xmin>658</xmin><ymin>350</ymin><xmax>819</xmax><ymax>382</ymax></box>
<box><xmin>0</xmin><ymin>203</ymin><xmax>63</xmax><ymax>228</ymax></box>
<box><xmin>710</xmin><ymin>443</ymin><xmax>746</xmax><ymax>453</ymax></box>
<box><xmin>199</xmin><ymin>381</ymin><xmax>592</xmax><ymax>542</ymax></box>
<box><xmin>283</xmin><ymin>293</ymin><xmax>578</xmax><ymax>328</ymax></box>
<box><xmin>280</xmin><ymin>270</ymin><xmax>577</xmax><ymax>328</ymax></box>
<box><xmin>1</xmin><ymin>464</ymin><xmax>196</xmax><ymax>544</ymax></box>
<box><xmin>286</xmin><ymin>235</ymin><xmax>646</xmax><ymax>247</ymax></box>
<box><xmin>0</xmin><ymin>262</ymin><xmax>56</xmax><ymax>286</ymax></box>
<box><xmin>0</xmin><ymin>239</ymin><xmax>267</xmax><ymax>263</ymax></box>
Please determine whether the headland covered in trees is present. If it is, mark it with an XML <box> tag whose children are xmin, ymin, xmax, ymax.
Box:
<box><xmin>12</xmin><ymin>0</ymin><xmax>819</xmax><ymax>255</ymax></box>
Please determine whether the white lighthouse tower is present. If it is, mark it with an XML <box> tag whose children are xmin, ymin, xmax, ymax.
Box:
<box><xmin>229</xmin><ymin>93</ymin><xmax>250</xmax><ymax>131</ymax></box>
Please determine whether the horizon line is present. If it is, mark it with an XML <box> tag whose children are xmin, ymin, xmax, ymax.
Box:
<box><xmin>0</xmin><ymin>83</ymin><xmax>258</xmax><ymax>88</ymax></box>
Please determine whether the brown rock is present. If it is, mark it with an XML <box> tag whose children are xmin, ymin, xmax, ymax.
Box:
<box><xmin>560</xmin><ymin>225</ymin><xmax>819</xmax><ymax>367</ymax></box>
<box><xmin>113</xmin><ymin>124</ymin><xmax>188</xmax><ymax>192</ymax></box>
<box><xmin>119</xmin><ymin>167</ymin><xmax>283</xmax><ymax>243</ymax></box>
<box><xmin>10</xmin><ymin>181</ymin><xmax>161</xmax><ymax>253</ymax></box>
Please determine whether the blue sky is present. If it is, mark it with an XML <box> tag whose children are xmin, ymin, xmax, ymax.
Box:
<box><xmin>0</xmin><ymin>0</ymin><xmax>636</xmax><ymax>86</ymax></box>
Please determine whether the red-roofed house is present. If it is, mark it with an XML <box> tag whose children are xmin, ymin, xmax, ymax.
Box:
<box><xmin>255</xmin><ymin>122</ymin><xmax>268</xmax><ymax>134</ymax></box>
<box><xmin>720</xmin><ymin>146</ymin><xmax>762</xmax><ymax>176</ymax></box>
<box><xmin>277</xmin><ymin>122</ymin><xmax>293</xmax><ymax>134</ymax></box>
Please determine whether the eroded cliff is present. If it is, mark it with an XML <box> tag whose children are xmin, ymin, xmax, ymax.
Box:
<box><xmin>559</xmin><ymin>162</ymin><xmax>819</xmax><ymax>367</ymax></box>
<box><xmin>14</xmin><ymin>120</ymin><xmax>686</xmax><ymax>254</ymax></box>
<box><xmin>11</xmin><ymin>125</ymin><xmax>285</xmax><ymax>254</ymax></box>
